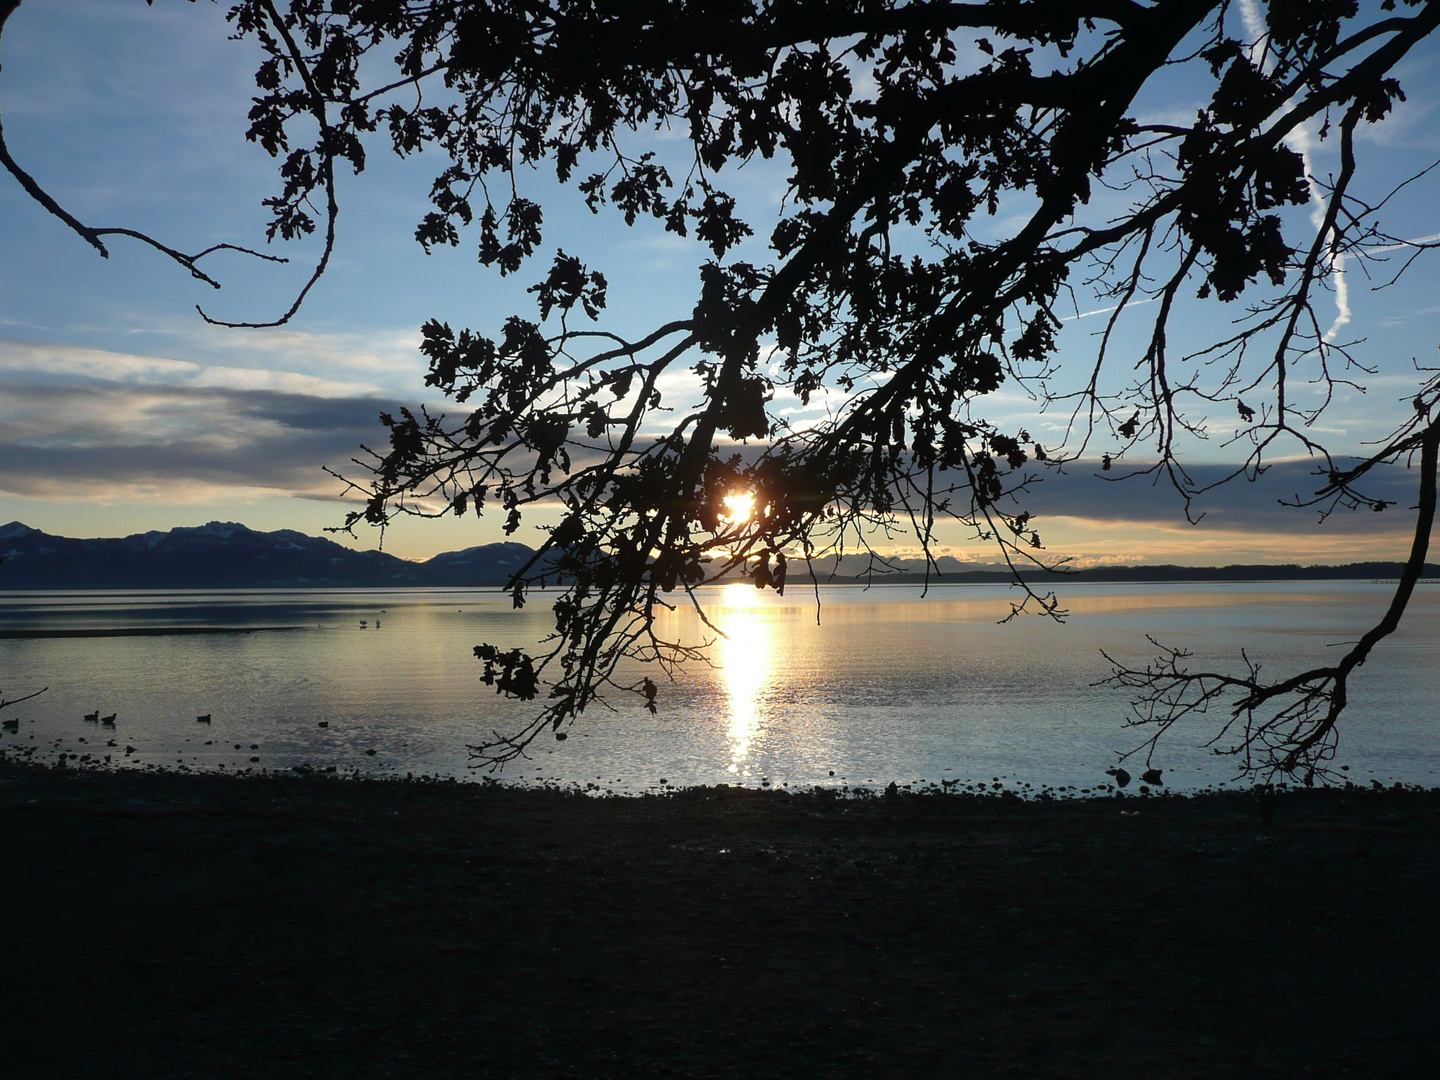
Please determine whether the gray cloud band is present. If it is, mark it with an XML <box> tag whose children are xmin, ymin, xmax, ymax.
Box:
<box><xmin>0</xmin><ymin>379</ymin><xmax>400</xmax><ymax>496</ymax></box>
<box><xmin>0</xmin><ymin>373</ymin><xmax>1423</xmax><ymax>539</ymax></box>
<box><xmin>1015</xmin><ymin>460</ymin><xmax>1421</xmax><ymax>534</ymax></box>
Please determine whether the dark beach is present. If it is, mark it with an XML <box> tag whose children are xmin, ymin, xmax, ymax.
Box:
<box><xmin>2</xmin><ymin>760</ymin><xmax>1437</xmax><ymax>1079</ymax></box>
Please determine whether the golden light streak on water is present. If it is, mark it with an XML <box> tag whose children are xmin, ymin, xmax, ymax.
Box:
<box><xmin>717</xmin><ymin>583</ymin><xmax>772</xmax><ymax>776</ymax></box>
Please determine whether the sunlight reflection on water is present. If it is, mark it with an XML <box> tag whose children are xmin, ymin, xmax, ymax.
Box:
<box><xmin>717</xmin><ymin>584</ymin><xmax>772</xmax><ymax>777</ymax></box>
<box><xmin>4</xmin><ymin>583</ymin><xmax>1440</xmax><ymax>792</ymax></box>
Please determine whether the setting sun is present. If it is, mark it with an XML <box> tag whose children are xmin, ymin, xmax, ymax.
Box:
<box><xmin>720</xmin><ymin>491</ymin><xmax>756</xmax><ymax>525</ymax></box>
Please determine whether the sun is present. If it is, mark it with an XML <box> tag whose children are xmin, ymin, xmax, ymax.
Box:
<box><xmin>720</xmin><ymin>490</ymin><xmax>756</xmax><ymax>525</ymax></box>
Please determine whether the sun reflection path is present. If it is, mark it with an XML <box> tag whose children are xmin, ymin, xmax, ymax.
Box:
<box><xmin>717</xmin><ymin>584</ymin><xmax>773</xmax><ymax>777</ymax></box>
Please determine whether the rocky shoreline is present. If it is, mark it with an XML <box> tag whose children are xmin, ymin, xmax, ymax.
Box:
<box><xmin>3</xmin><ymin>760</ymin><xmax>1437</xmax><ymax>1078</ymax></box>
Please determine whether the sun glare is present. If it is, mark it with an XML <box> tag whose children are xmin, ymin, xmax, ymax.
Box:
<box><xmin>720</xmin><ymin>490</ymin><xmax>755</xmax><ymax>525</ymax></box>
<box><xmin>718</xmin><ymin>583</ymin><xmax>771</xmax><ymax>776</ymax></box>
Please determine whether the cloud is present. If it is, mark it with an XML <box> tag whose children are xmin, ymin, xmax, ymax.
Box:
<box><xmin>1060</xmin><ymin>296</ymin><xmax>1160</xmax><ymax>322</ymax></box>
<box><xmin>118</xmin><ymin>321</ymin><xmax>428</xmax><ymax>388</ymax></box>
<box><xmin>0</xmin><ymin>339</ymin><xmax>394</xmax><ymax>398</ymax></box>
<box><xmin>1239</xmin><ymin>0</ymin><xmax>1350</xmax><ymax>341</ymax></box>
<box><xmin>1353</xmin><ymin>70</ymin><xmax>1440</xmax><ymax>150</ymax></box>
<box><xmin>0</xmin><ymin>373</ymin><xmax>399</xmax><ymax>501</ymax></box>
<box><xmin>1014</xmin><ymin>458</ymin><xmax>1423</xmax><ymax>535</ymax></box>
<box><xmin>617</xmin><ymin>232</ymin><xmax>705</xmax><ymax>273</ymax></box>
<box><xmin>2</xmin><ymin>336</ymin><xmax>1424</xmax><ymax>554</ymax></box>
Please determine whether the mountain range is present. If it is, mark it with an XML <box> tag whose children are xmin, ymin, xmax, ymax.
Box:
<box><xmin>1</xmin><ymin>520</ymin><xmax>1432</xmax><ymax>590</ymax></box>
<box><xmin>0</xmin><ymin>521</ymin><xmax>535</xmax><ymax>589</ymax></box>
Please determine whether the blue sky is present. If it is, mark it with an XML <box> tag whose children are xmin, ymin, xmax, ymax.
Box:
<box><xmin>3</xmin><ymin>0</ymin><xmax>1440</xmax><ymax>563</ymax></box>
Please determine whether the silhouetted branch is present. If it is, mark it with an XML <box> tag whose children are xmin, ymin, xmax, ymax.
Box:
<box><xmin>0</xmin><ymin>685</ymin><xmax>46</xmax><ymax>712</ymax></box>
<box><xmin>1104</xmin><ymin>406</ymin><xmax>1440</xmax><ymax>778</ymax></box>
<box><xmin>14</xmin><ymin>0</ymin><xmax>1440</xmax><ymax>773</ymax></box>
<box><xmin>0</xmin><ymin>0</ymin><xmax>315</xmax><ymax>325</ymax></box>
<box><xmin>286</xmin><ymin>0</ymin><xmax>1440</xmax><ymax>769</ymax></box>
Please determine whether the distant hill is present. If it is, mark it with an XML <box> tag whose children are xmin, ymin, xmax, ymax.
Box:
<box><xmin>743</xmin><ymin>553</ymin><xmax>1440</xmax><ymax>585</ymax></box>
<box><xmin>1</xmin><ymin>520</ymin><xmax>1431</xmax><ymax>590</ymax></box>
<box><xmin>809</xmin><ymin>561</ymin><xmax>1440</xmax><ymax>585</ymax></box>
<box><xmin>0</xmin><ymin>521</ymin><xmax>536</xmax><ymax>589</ymax></box>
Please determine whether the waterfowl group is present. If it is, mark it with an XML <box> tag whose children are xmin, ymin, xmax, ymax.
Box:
<box><xmin>1105</xmin><ymin>766</ymin><xmax>1164</xmax><ymax>788</ymax></box>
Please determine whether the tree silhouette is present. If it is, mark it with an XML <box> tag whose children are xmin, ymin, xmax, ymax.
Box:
<box><xmin>0</xmin><ymin>685</ymin><xmax>46</xmax><ymax>730</ymax></box>
<box><xmin>7</xmin><ymin>0</ymin><xmax>1440</xmax><ymax>776</ymax></box>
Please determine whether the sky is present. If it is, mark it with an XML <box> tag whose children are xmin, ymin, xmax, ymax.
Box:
<box><xmin>3</xmin><ymin>1</ymin><xmax>1440</xmax><ymax>564</ymax></box>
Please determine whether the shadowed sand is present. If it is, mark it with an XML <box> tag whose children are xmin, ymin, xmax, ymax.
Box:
<box><xmin>2</xmin><ymin>761</ymin><xmax>1437</xmax><ymax>1078</ymax></box>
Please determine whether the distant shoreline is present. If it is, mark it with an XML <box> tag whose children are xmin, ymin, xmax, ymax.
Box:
<box><xmin>4</xmin><ymin>568</ymin><xmax>1438</xmax><ymax>593</ymax></box>
<box><xmin>786</xmin><ymin>569</ymin><xmax>1440</xmax><ymax>586</ymax></box>
<box><xmin>3</xmin><ymin>519</ymin><xmax>1436</xmax><ymax>591</ymax></box>
<box><xmin>0</xmin><ymin>625</ymin><xmax>307</xmax><ymax>640</ymax></box>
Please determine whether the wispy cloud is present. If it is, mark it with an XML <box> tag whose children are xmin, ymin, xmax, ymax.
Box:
<box><xmin>0</xmin><ymin>340</ymin><xmax>401</xmax><ymax>501</ymax></box>
<box><xmin>0</xmin><ymin>339</ymin><xmax>387</xmax><ymax>398</ymax></box>
<box><xmin>1060</xmin><ymin>296</ymin><xmax>1160</xmax><ymax>322</ymax></box>
<box><xmin>123</xmin><ymin>320</ymin><xmax>427</xmax><ymax>386</ymax></box>
<box><xmin>1240</xmin><ymin>0</ymin><xmax>1350</xmax><ymax>341</ymax></box>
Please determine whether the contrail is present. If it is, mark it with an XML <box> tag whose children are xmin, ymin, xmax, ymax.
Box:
<box><xmin>1371</xmin><ymin>232</ymin><xmax>1440</xmax><ymax>253</ymax></box>
<box><xmin>1061</xmin><ymin>296</ymin><xmax>1160</xmax><ymax>322</ymax></box>
<box><xmin>1240</xmin><ymin>0</ymin><xmax>1350</xmax><ymax>341</ymax></box>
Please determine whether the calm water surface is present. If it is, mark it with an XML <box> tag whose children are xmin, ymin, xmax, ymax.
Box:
<box><xmin>3</xmin><ymin>582</ymin><xmax>1438</xmax><ymax>792</ymax></box>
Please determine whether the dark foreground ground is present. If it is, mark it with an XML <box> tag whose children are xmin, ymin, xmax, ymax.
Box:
<box><xmin>2</xmin><ymin>763</ymin><xmax>1438</xmax><ymax>1079</ymax></box>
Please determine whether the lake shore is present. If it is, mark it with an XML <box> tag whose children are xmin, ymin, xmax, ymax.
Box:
<box><xmin>3</xmin><ymin>760</ymin><xmax>1437</xmax><ymax>1078</ymax></box>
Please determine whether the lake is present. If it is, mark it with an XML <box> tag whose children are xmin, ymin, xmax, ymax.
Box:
<box><xmin>3</xmin><ymin>581</ymin><xmax>1439</xmax><ymax>793</ymax></box>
